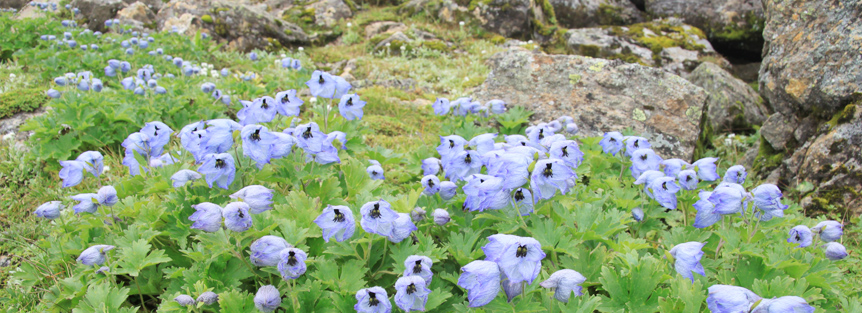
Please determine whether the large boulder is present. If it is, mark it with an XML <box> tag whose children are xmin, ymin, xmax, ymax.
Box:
<box><xmin>307</xmin><ymin>0</ymin><xmax>353</xmax><ymax>27</ymax></box>
<box><xmin>156</xmin><ymin>0</ymin><xmax>308</xmax><ymax>52</ymax></box>
<box><xmin>0</xmin><ymin>0</ymin><xmax>29</xmax><ymax>9</ymax></box>
<box><xmin>646</xmin><ymin>0</ymin><xmax>764</xmax><ymax>56</ymax></box>
<box><xmin>688</xmin><ymin>62</ymin><xmax>768</xmax><ymax>134</ymax></box>
<box><xmin>474</xmin><ymin>49</ymin><xmax>707</xmax><ymax>160</ymax></box>
<box><xmin>550</xmin><ymin>0</ymin><xmax>644</xmax><ymax>28</ymax></box>
<box><xmin>400</xmin><ymin>0</ymin><xmax>551</xmax><ymax>40</ymax></box>
<box><xmin>471</xmin><ymin>0</ymin><xmax>535</xmax><ymax>38</ymax></box>
<box><xmin>71</xmin><ymin>0</ymin><xmax>127</xmax><ymax>32</ymax></box>
<box><xmin>115</xmin><ymin>1</ymin><xmax>156</xmax><ymax>31</ymax></box>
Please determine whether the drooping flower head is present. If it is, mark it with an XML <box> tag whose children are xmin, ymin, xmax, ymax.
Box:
<box><xmin>97</xmin><ymin>186</ymin><xmax>118</xmax><ymax>206</ymax></box>
<box><xmin>140</xmin><ymin>121</ymin><xmax>173</xmax><ymax>156</ymax></box>
<box><xmin>487</xmin><ymin>100</ymin><xmax>506</xmax><ymax>114</ymax></box>
<box><xmin>76</xmin><ymin>151</ymin><xmax>104</xmax><ymax>177</ymax></box>
<box><xmin>439</xmin><ymin>181</ymin><xmax>458</xmax><ymax>200</ymax></box>
<box><xmin>403</xmin><ymin>255</ymin><xmax>433</xmax><ymax>285</ymax></box>
<box><xmin>483</xmin><ymin>234</ymin><xmax>545</xmax><ymax>284</ymax></box>
<box><xmin>189</xmin><ymin>203</ymin><xmax>223</xmax><ymax>232</ymax></box>
<box><xmin>421</xmin><ymin>158</ymin><xmax>441</xmax><ymax>176</ymax></box>
<box><xmin>432</xmin><ymin>98</ymin><xmax>451</xmax><ymax>115</ymax></box>
<box><xmin>237</xmin><ymin>98</ymin><xmax>277</xmax><ymax>126</ymax></box>
<box><xmin>445</xmin><ymin>150</ymin><xmax>483</xmax><ymax>182</ymax></box>
<box><xmin>250</xmin><ymin>235</ymin><xmax>292</xmax><ymax>266</ymax></box>
<box><xmin>360</xmin><ymin>200</ymin><xmax>398</xmax><ymax>236</ymax></box>
<box><xmin>512</xmin><ymin>188</ymin><xmax>534</xmax><ymax>216</ymax></box>
<box><xmin>469</xmin><ymin>133</ymin><xmax>498</xmax><ymax>156</ymax></box>
<box><xmin>549</xmin><ymin>140</ymin><xmax>584</xmax><ymax>169</ymax></box>
<box><xmin>458</xmin><ymin>260</ymin><xmax>501</xmax><ymax>307</ymax></box>
<box><xmin>355</xmin><ymin>287</ymin><xmax>392</xmax><ymax>313</ymax></box>
<box><xmin>623</xmin><ymin>136</ymin><xmax>651</xmax><ymax>158</ymax></box>
<box><xmin>34</xmin><ymin>201</ymin><xmax>63</xmax><ymax>219</ymax></box>
<box><xmin>274</xmin><ymin>89</ymin><xmax>303</xmax><ymax>117</ymax></box>
<box><xmin>812</xmin><ymin>220</ymin><xmax>843</xmax><ymax>242</ymax></box>
<box><xmin>750</xmin><ymin>296</ymin><xmax>815</xmax><ymax>313</ymax></box>
<box><xmin>630</xmin><ymin>149</ymin><xmax>663</xmax><ymax>179</ymax></box>
<box><xmin>723</xmin><ymin>165</ymin><xmax>747</xmax><ymax>184</ymax></box>
<box><xmin>241</xmin><ymin>125</ymin><xmax>276</xmax><ymax>169</ymax></box>
<box><xmin>198</xmin><ymin>153</ymin><xmax>236</xmax><ymax>189</ymax></box>
<box><xmin>222</xmin><ymin>202</ymin><xmax>253</xmax><ymax>232</ymax></box>
<box><xmin>174</xmin><ymin>295</ymin><xmax>195</xmax><ymax>306</ymax></box>
<box><xmin>432</xmin><ymin>209</ymin><xmax>450</xmax><ymax>226</ymax></box>
<box><xmin>660</xmin><ymin>158</ymin><xmax>690</xmax><ymax>177</ymax></box>
<box><xmin>526</xmin><ymin>123</ymin><xmax>554</xmax><ymax>144</ymax></box>
<box><xmin>278</xmin><ymin>248</ymin><xmax>308</xmax><ymax>279</ymax></box>
<box><xmin>677</xmin><ymin>170</ymin><xmax>699</xmax><ymax>191</ymax></box>
<box><xmin>632</xmin><ymin>207</ymin><xmax>644</xmax><ymax>222</ymax></box>
<box><xmin>230</xmin><ymin>185</ymin><xmax>274</xmax><ymax>214</ymax></box>
<box><xmin>338</xmin><ymin>94</ymin><xmax>366</xmax><ymax>121</ymax></box>
<box><xmin>394</xmin><ymin>275</ymin><xmax>430</xmax><ymax>312</ymax></box>
<box><xmin>436</xmin><ymin>135</ymin><xmax>467</xmax><ymax>164</ymax></box>
<box><xmin>706</xmin><ymin>284</ymin><xmax>762</xmax><ymax>313</ymax></box>
<box><xmin>693</xmin><ymin>191</ymin><xmax>721</xmax><ymax>229</ymax></box>
<box><xmin>787</xmin><ymin>225</ymin><xmax>813</xmax><ymax>248</ymax></box>
<box><xmin>314</xmin><ymin>205</ymin><xmax>356</xmax><ymax>242</ymax></box>
<box><xmin>201</xmin><ymin>119</ymin><xmax>242</xmax><ymax>155</ymax></box>
<box><xmin>171</xmin><ymin>169</ymin><xmax>203</xmax><ymax>188</ymax></box>
<box><xmin>421</xmin><ymin>175</ymin><xmax>441</xmax><ymax>195</ymax></box>
<box><xmin>692</xmin><ymin>157</ymin><xmax>720</xmax><ymax>181</ymax></box>
<box><xmin>530</xmin><ymin>159</ymin><xmax>576</xmax><ymax>201</ymax></box>
<box><xmin>253</xmin><ymin>285</ymin><xmax>282</xmax><ymax>313</ymax></box>
<box><xmin>71</xmin><ymin>193</ymin><xmax>99</xmax><ymax>214</ymax></box>
<box><xmin>387</xmin><ymin>213</ymin><xmax>418</xmax><ymax>243</ymax></box>
<box><xmin>59</xmin><ymin>160</ymin><xmax>87</xmax><ymax>188</ymax></box>
<box><xmin>77</xmin><ymin>245</ymin><xmax>116</xmax><ymax>266</ymax></box>
<box><xmin>306</xmin><ymin>70</ymin><xmax>336</xmax><ymax>98</ymax></box>
<box><xmin>485</xmin><ymin>152</ymin><xmax>531</xmax><ymax>190</ymax></box>
<box><xmin>634</xmin><ymin>170</ymin><xmax>666</xmax><ymax>196</ymax></box>
<box><xmin>824</xmin><ymin>242</ymin><xmax>848</xmax><ymax>261</ymax></box>
<box><xmin>647</xmin><ymin>176</ymin><xmax>680</xmax><ymax>210</ymax></box>
<box><xmin>750</xmin><ymin>184</ymin><xmax>788</xmax><ymax>221</ymax></box>
<box><xmin>197</xmin><ymin>292</ymin><xmax>219</xmax><ymax>305</ymax></box>
<box><xmin>539</xmin><ymin>269</ymin><xmax>587</xmax><ymax>303</ymax></box>
<box><xmin>410</xmin><ymin>207</ymin><xmax>426</xmax><ymax>222</ymax></box>
<box><xmin>669</xmin><ymin>241</ymin><xmax>706</xmax><ymax>282</ymax></box>
<box><xmin>367</xmin><ymin>160</ymin><xmax>385</xmax><ymax>180</ymax></box>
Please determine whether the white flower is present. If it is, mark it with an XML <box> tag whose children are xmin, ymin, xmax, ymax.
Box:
<box><xmin>103</xmin><ymin>166</ymin><xmax>111</xmax><ymax>173</ymax></box>
<box><xmin>385</xmin><ymin>42</ymin><xmax>391</xmax><ymax>47</ymax></box>
<box><xmin>728</xmin><ymin>133</ymin><xmax>736</xmax><ymax>138</ymax></box>
<box><xmin>2</xmin><ymin>132</ymin><xmax>14</xmax><ymax>141</ymax></box>
<box><xmin>459</xmin><ymin>21</ymin><xmax>465</xmax><ymax>26</ymax></box>
<box><xmin>280</xmin><ymin>54</ymin><xmax>286</xmax><ymax>58</ymax></box>
<box><xmin>208</xmin><ymin>64</ymin><xmax>214</xmax><ymax>69</ymax></box>
<box><xmin>481</xmin><ymin>50</ymin><xmax>486</xmax><ymax>54</ymax></box>
<box><xmin>527</xmin><ymin>40</ymin><xmax>533</xmax><ymax>44</ymax></box>
<box><xmin>347</xmin><ymin>22</ymin><xmax>352</xmax><ymax>27</ymax></box>
<box><xmin>464</xmin><ymin>76</ymin><xmax>469</xmax><ymax>81</ymax></box>
<box><xmin>9</xmin><ymin>74</ymin><xmax>16</xmax><ymax>78</ymax></box>
<box><xmin>310</xmin><ymin>97</ymin><xmax>317</xmax><ymax>103</ymax></box>
<box><xmin>210</xmin><ymin>70</ymin><xmax>219</xmax><ymax>77</ymax></box>
<box><xmin>201</xmin><ymin>62</ymin><xmax>208</xmax><ymax>67</ymax></box>
<box><xmin>400</xmin><ymin>45</ymin><xmax>406</xmax><ymax>50</ymax></box>
<box><xmin>298</xmin><ymin>47</ymin><xmax>304</xmax><ymax>51</ymax></box>
<box><xmin>724</xmin><ymin>138</ymin><xmax>732</xmax><ymax>146</ymax></box>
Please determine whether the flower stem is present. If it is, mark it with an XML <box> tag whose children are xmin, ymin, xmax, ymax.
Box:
<box><xmin>134</xmin><ymin>276</ymin><xmax>148</xmax><ymax>312</ymax></box>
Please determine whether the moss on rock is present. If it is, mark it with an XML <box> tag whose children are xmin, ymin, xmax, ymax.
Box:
<box><xmin>0</xmin><ymin>88</ymin><xmax>46</xmax><ymax>119</ymax></box>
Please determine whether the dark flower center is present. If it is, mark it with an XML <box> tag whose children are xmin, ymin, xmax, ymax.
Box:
<box><xmin>561</xmin><ymin>146</ymin><xmax>569</xmax><ymax>157</ymax></box>
<box><xmin>154</xmin><ymin>125</ymin><xmax>160</xmax><ymax>136</ymax></box>
<box><xmin>686</xmin><ymin>175</ymin><xmax>692</xmax><ymax>182</ymax></box>
<box><xmin>542</xmin><ymin>163</ymin><xmax>553</xmax><ymax>178</ymax></box>
<box><xmin>514</xmin><ymin>189</ymin><xmax>525</xmax><ymax>201</ymax></box>
<box><xmin>261</xmin><ymin>98</ymin><xmax>269</xmax><ymax>109</ymax></box>
<box><xmin>516</xmin><ymin>245</ymin><xmax>528</xmax><ymax>257</ymax></box>
<box><xmin>640</xmin><ymin>154</ymin><xmax>648</xmax><ymax>161</ymax></box>
<box><xmin>795</xmin><ymin>233</ymin><xmax>801</xmax><ymax>241</ymax></box>
<box><xmin>215</xmin><ymin>158</ymin><xmax>226</xmax><ymax>169</ymax></box>
<box><xmin>302</xmin><ymin>127</ymin><xmax>313</xmax><ymax>139</ymax></box>
<box><xmin>368</xmin><ymin>292</ymin><xmax>379</xmax><ymax>306</ymax></box>
<box><xmin>521</xmin><ymin>142</ymin><xmax>526</xmax><ymax>146</ymax></box>
<box><xmin>406</xmin><ymin>283</ymin><xmax>417</xmax><ymax>295</ymax></box>
<box><xmin>427</xmin><ymin>179</ymin><xmax>435</xmax><ymax>188</ymax></box>
<box><xmin>662</xmin><ymin>182</ymin><xmax>668</xmax><ymax>190</ymax></box>
<box><xmin>372</xmin><ymin>171</ymin><xmax>378</xmax><ymax>175</ymax></box>
<box><xmin>371</xmin><ymin>203</ymin><xmax>381</xmax><ymax>218</ymax></box>
<box><xmin>282</xmin><ymin>95</ymin><xmax>290</xmax><ymax>104</ymax></box>
<box><xmin>464</xmin><ymin>153</ymin><xmax>472</xmax><ymax>164</ymax></box>
<box><xmin>633</xmin><ymin>140</ymin><xmax>639</xmax><ymax>148</ymax></box>
<box><xmin>413</xmin><ymin>260</ymin><xmax>422</xmax><ymax>273</ymax></box>
<box><xmin>609</xmin><ymin>138</ymin><xmax>616</xmax><ymax>142</ymax></box>
<box><xmin>448</xmin><ymin>140</ymin><xmax>455</xmax><ymax>148</ymax></box>
<box><xmin>346</xmin><ymin>97</ymin><xmax>353</xmax><ymax>106</ymax></box>
<box><xmin>333</xmin><ymin>209</ymin><xmax>345</xmax><ymax>222</ymax></box>
<box><xmin>250</xmin><ymin>128</ymin><xmax>261</xmax><ymax>141</ymax></box>
<box><xmin>538</xmin><ymin>129</ymin><xmax>544</xmax><ymax>140</ymax></box>
<box><xmin>318</xmin><ymin>75</ymin><xmax>325</xmax><ymax>84</ymax></box>
<box><xmin>287</xmin><ymin>251</ymin><xmax>297</xmax><ymax>266</ymax></box>
<box><xmin>238</xmin><ymin>210</ymin><xmax>245</xmax><ymax>219</ymax></box>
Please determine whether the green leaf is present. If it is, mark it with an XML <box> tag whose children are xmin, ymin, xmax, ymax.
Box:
<box><xmin>218</xmin><ymin>290</ymin><xmax>257</xmax><ymax>313</ymax></box>
<box><xmin>71</xmin><ymin>283</ymin><xmax>136</xmax><ymax>313</ymax></box>
<box><xmin>114</xmin><ymin>239</ymin><xmax>173</xmax><ymax>277</ymax></box>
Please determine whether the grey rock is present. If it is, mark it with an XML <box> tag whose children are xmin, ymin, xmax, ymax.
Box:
<box><xmin>374</xmin><ymin>31</ymin><xmax>410</xmax><ymax>50</ymax></box>
<box><xmin>0</xmin><ymin>0</ymin><xmax>29</xmax><ymax>9</ymax></box>
<box><xmin>308</xmin><ymin>0</ymin><xmax>352</xmax><ymax>27</ymax></box>
<box><xmin>472</xmin><ymin>0</ymin><xmax>533</xmax><ymax>38</ymax></box>
<box><xmin>116</xmin><ymin>1</ymin><xmax>155</xmax><ymax>30</ymax></box>
<box><xmin>550</xmin><ymin>0</ymin><xmax>644</xmax><ymax>28</ymax></box>
<box><xmin>646</xmin><ymin>0</ymin><xmax>764</xmax><ymax>55</ymax></box>
<box><xmin>365</xmin><ymin>21</ymin><xmax>407</xmax><ymax>38</ymax></box>
<box><xmin>474</xmin><ymin>49</ymin><xmax>707</xmax><ymax>159</ymax></box>
<box><xmin>741</xmin><ymin>137</ymin><xmax>759</xmax><ymax>169</ymax></box>
<box><xmin>0</xmin><ymin>108</ymin><xmax>44</xmax><ymax>140</ymax></box>
<box><xmin>71</xmin><ymin>0</ymin><xmax>126</xmax><ymax>32</ymax></box>
<box><xmin>688</xmin><ymin>62</ymin><xmax>768</xmax><ymax>133</ymax></box>
<box><xmin>760</xmin><ymin>113</ymin><xmax>796</xmax><ymax>151</ymax></box>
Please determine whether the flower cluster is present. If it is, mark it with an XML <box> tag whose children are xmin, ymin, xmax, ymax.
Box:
<box><xmin>786</xmin><ymin>220</ymin><xmax>847</xmax><ymax>260</ymax></box>
<box><xmin>49</xmin><ymin>71</ymin><xmax>105</xmax><ymax>97</ymax></box>
<box><xmin>707</xmin><ymin>284</ymin><xmax>815</xmax><ymax>313</ymax></box>
<box><xmin>432</xmin><ymin>97</ymin><xmax>506</xmax><ymax>117</ymax></box>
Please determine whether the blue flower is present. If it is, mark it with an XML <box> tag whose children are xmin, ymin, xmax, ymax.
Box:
<box><xmin>333</xmin><ymin>76</ymin><xmax>353</xmax><ymax>99</ymax></box>
<box><xmin>824</xmin><ymin>242</ymin><xmax>848</xmax><ymax>261</ymax></box>
<box><xmin>677</xmin><ymin>170</ymin><xmax>699</xmax><ymax>190</ymax></box>
<box><xmin>692</xmin><ymin>157</ymin><xmax>720</xmax><ymax>181</ymax></box>
<box><xmin>436</xmin><ymin>135</ymin><xmax>467</xmax><ymax>164</ymax></box>
<box><xmin>291</xmin><ymin>59</ymin><xmax>301</xmax><ymax>70</ymax></box>
<box><xmin>394</xmin><ymin>275</ymin><xmax>430</xmax><ymax>312</ymax></box>
<box><xmin>77</xmin><ymin>245</ymin><xmax>115</xmax><ymax>266</ymax></box>
<box><xmin>230</xmin><ymin>185</ymin><xmax>274</xmax><ymax>214</ymax></box>
<box><xmin>458</xmin><ymin>260</ymin><xmax>501</xmax><ymax>307</ymax></box>
<box><xmin>526</xmin><ymin>123</ymin><xmax>554</xmax><ymax>144</ymax></box>
<box><xmin>660</xmin><ymin>159</ymin><xmax>690</xmax><ymax>177</ymax></box>
<box><xmin>693</xmin><ymin>191</ymin><xmax>721</xmax><ymax>228</ymax></box>
<box><xmin>222</xmin><ymin>202</ymin><xmax>252</xmax><ymax>232</ymax></box>
<box><xmin>249</xmin><ymin>52</ymin><xmax>258</xmax><ymax>61</ymax></box>
<box><xmin>198</xmin><ymin>153</ymin><xmax>236</xmax><ymax>189</ymax></box>
<box><xmin>470</xmin><ymin>176</ymin><xmax>510</xmax><ymax>212</ymax></box>
<box><xmin>623</xmin><ymin>136</ymin><xmax>651</xmax><ymax>158</ymax></box>
<box><xmin>439</xmin><ymin>181</ymin><xmax>458</xmax><ymax>200</ymax></box>
<box><xmin>141</xmin><ymin>121</ymin><xmax>173</xmax><ymax>156</ymax></box>
<box><xmin>669</xmin><ymin>241</ymin><xmax>706</xmax><ymax>282</ymax></box>
<box><xmin>530</xmin><ymin>159</ymin><xmax>576</xmax><ymax>201</ymax></box>
<box><xmin>238</xmin><ymin>97</ymin><xmax>278</xmax><ymax>126</ymax></box>
<box><xmin>451</xmin><ymin>97</ymin><xmax>473</xmax><ymax>116</ymax></box>
<box><xmin>197</xmin><ymin>292</ymin><xmax>219</xmax><ymax>305</ymax></box>
<box><xmin>241</xmin><ymin>125</ymin><xmax>277</xmax><ymax>169</ymax></box>
<box><xmin>275</xmin><ymin>90</ymin><xmax>303</xmax><ymax>117</ymax></box>
<box><xmin>403</xmin><ymin>255</ymin><xmax>433</xmax><ymax>285</ymax></box>
<box><xmin>445</xmin><ymin>150</ymin><xmax>483</xmax><ymax>182</ymax></box>
<box><xmin>360</xmin><ymin>200</ymin><xmax>398</xmax><ymax>236</ymax></box>
<box><xmin>487</xmin><ymin>100</ymin><xmax>506</xmax><ymax>114</ymax></box>
<box><xmin>355</xmin><ymin>287</ymin><xmax>392</xmax><ymax>313</ymax></box>
<box><xmin>221</xmin><ymin>68</ymin><xmax>229</xmax><ymax>76</ymax></box>
<box><xmin>723</xmin><ymin>165</ymin><xmax>747</xmax><ymax>184</ymax></box>
<box><xmin>432</xmin><ymin>209</ymin><xmax>450</xmax><ymax>225</ymax></box>
<box><xmin>709</xmin><ymin>184</ymin><xmax>747</xmax><ymax>215</ymax></box>
<box><xmin>539</xmin><ymin>269</ymin><xmax>587</xmax><ymax>303</ymax></box>
<box><xmin>483</xmin><ymin>234</ymin><xmax>545</xmax><ymax>284</ymax></box>
<box><xmin>750</xmin><ymin>296</ymin><xmax>815</xmax><ymax>313</ymax></box>
<box><xmin>250</xmin><ymin>236</ymin><xmax>292</xmax><ymax>266</ymax></box>
<box><xmin>338</xmin><ymin>94</ymin><xmax>366</xmax><ymax>121</ymax></box>
<box><xmin>59</xmin><ymin>160</ymin><xmax>87</xmax><ymax>188</ymax></box>
<box><xmin>540</xmin><ymin>134</ymin><xmax>567</xmax><ymax>148</ymax></box>
<box><xmin>47</xmin><ymin>89</ymin><xmax>61</xmax><ymax>98</ymax></box>
<box><xmin>706</xmin><ymin>285</ymin><xmax>761</xmax><ymax>313</ymax></box>
<box><xmin>469</xmin><ymin>133</ymin><xmax>497</xmax><ymax>156</ymax></box>
<box><xmin>314</xmin><ymin>205</ymin><xmax>356</xmax><ymax>242</ymax></box>
<box><xmin>171</xmin><ymin>169</ymin><xmax>203</xmax><ymax>188</ymax></box>
<box><xmin>751</xmin><ymin>184</ymin><xmax>788</xmax><ymax>221</ymax></box>
<box><xmin>178</xmin><ymin>121</ymin><xmax>207</xmax><ymax>160</ymax></box>
<box><xmin>253</xmin><ymin>285</ymin><xmax>281</xmax><ymax>313</ymax></box>
<box><xmin>549</xmin><ymin>140</ymin><xmax>584</xmax><ymax>169</ymax></box>
<box><xmin>629</xmin><ymin>149</ymin><xmax>662</xmax><ymax>179</ymax></box>
<box><xmin>634</xmin><ymin>170</ymin><xmax>665</xmax><ymax>196</ymax></box>
<box><xmin>421</xmin><ymin>175</ymin><xmax>441</xmax><ymax>195</ymax></box>
<box><xmin>485</xmin><ymin>152</ymin><xmax>530</xmax><ymax>190</ymax></box>
<box><xmin>189</xmin><ymin>203</ymin><xmax>223</xmax><ymax>232</ymax></box>
<box><xmin>34</xmin><ymin>201</ymin><xmax>63</xmax><ymax>219</ymax></box>
<box><xmin>174</xmin><ymin>295</ymin><xmax>195</xmax><ymax>306</ymax></box>
<box><xmin>325</xmin><ymin>131</ymin><xmax>348</xmax><ymax>150</ymax></box>
<box><xmin>306</xmin><ymin>70</ymin><xmax>337</xmax><ymax>98</ymax></box>
<box><xmin>270</xmin><ymin>132</ymin><xmax>297</xmax><ymax>159</ymax></box>
<box><xmin>97</xmin><ymin>186</ymin><xmax>118</xmax><ymax>206</ymax></box>
<box><xmin>367</xmin><ymin>160</ymin><xmax>385</xmax><ymax>180</ymax></box>
<box><xmin>278</xmin><ymin>248</ymin><xmax>308</xmax><ymax>279</ymax></box>
<box><xmin>787</xmin><ymin>225</ymin><xmax>813</xmax><ymax>248</ymax></box>
<box><xmin>387</xmin><ymin>213</ymin><xmax>418</xmax><ymax>243</ymax></box>
<box><xmin>433</xmin><ymin>98</ymin><xmax>451</xmax><ymax>115</ymax></box>
<box><xmin>295</xmin><ymin>122</ymin><xmax>328</xmax><ymax>153</ymax></box>
<box><xmin>149</xmin><ymin>152</ymin><xmax>178</xmax><ymax>168</ymax></box>
<box><xmin>411</xmin><ymin>207</ymin><xmax>426</xmax><ymax>222</ymax></box>
<box><xmin>501</xmin><ymin>277</ymin><xmax>523</xmax><ymax>302</ymax></box>
<box><xmin>632</xmin><ymin>207</ymin><xmax>644</xmax><ymax>221</ymax></box>
<box><xmin>812</xmin><ymin>220</ymin><xmax>843</xmax><ymax>242</ymax></box>
<box><xmin>512</xmin><ymin>188</ymin><xmax>533</xmax><ymax>216</ymax></box>
<box><xmin>71</xmin><ymin>193</ymin><xmax>99</xmax><ymax>214</ymax></box>
<box><xmin>647</xmin><ymin>176</ymin><xmax>680</xmax><ymax>210</ymax></box>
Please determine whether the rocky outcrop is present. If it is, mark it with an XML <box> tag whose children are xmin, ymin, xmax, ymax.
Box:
<box><xmin>564</xmin><ymin>19</ymin><xmax>729</xmax><ymax>77</ymax></box>
<box><xmin>688</xmin><ymin>62</ymin><xmax>767</xmax><ymax>134</ymax></box>
<box><xmin>156</xmin><ymin>0</ymin><xmax>308</xmax><ymax>52</ymax></box>
<box><xmin>0</xmin><ymin>0</ymin><xmax>29</xmax><ymax>9</ymax></box>
<box><xmin>115</xmin><ymin>1</ymin><xmax>156</xmax><ymax>30</ymax></box>
<box><xmin>307</xmin><ymin>0</ymin><xmax>352</xmax><ymax>27</ymax></box>
<box><xmin>550</xmin><ymin>0</ymin><xmax>644</xmax><ymax>28</ymax></box>
<box><xmin>400</xmin><ymin>0</ymin><xmax>551</xmax><ymax>40</ymax></box>
<box><xmin>475</xmin><ymin>49</ymin><xmax>707</xmax><ymax>159</ymax></box>
<box><xmin>646</xmin><ymin>0</ymin><xmax>764</xmax><ymax>56</ymax></box>
<box><xmin>471</xmin><ymin>0</ymin><xmax>535</xmax><ymax>38</ymax></box>
<box><xmin>71</xmin><ymin>0</ymin><xmax>127</xmax><ymax>32</ymax></box>
<box><xmin>365</xmin><ymin>21</ymin><xmax>408</xmax><ymax>38</ymax></box>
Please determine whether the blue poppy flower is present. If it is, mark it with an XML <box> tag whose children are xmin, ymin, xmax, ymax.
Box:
<box><xmin>549</xmin><ymin>140</ymin><xmax>584</xmax><ymax>169</ymax></box>
<box><xmin>367</xmin><ymin>160</ymin><xmax>385</xmax><ymax>180</ymax></box>
<box><xmin>512</xmin><ymin>188</ymin><xmax>534</xmax><ymax>216</ymax></box>
<box><xmin>483</xmin><ymin>234</ymin><xmax>545</xmax><ymax>284</ymax></box>
<box><xmin>530</xmin><ymin>159</ymin><xmax>576</xmax><ymax>201</ymax></box>
<box><xmin>198</xmin><ymin>153</ymin><xmax>236</xmax><ymax>189</ymax></box>
<box><xmin>211</xmin><ymin>89</ymin><xmax>223</xmax><ymax>100</ymax></box>
<box><xmin>174</xmin><ymin>295</ymin><xmax>195</xmax><ymax>306</ymax></box>
<box><xmin>432</xmin><ymin>209</ymin><xmax>450</xmax><ymax>225</ymax></box>
<box><xmin>751</xmin><ymin>184</ymin><xmax>788</xmax><ymax>221</ymax></box>
<box><xmin>178</xmin><ymin>121</ymin><xmax>207</xmax><ymax>161</ymax></box>
<box><xmin>632</xmin><ymin>207</ymin><xmax>644</xmax><ymax>221</ymax></box>
<box><xmin>723</xmin><ymin>165</ymin><xmax>747</xmax><ymax>184</ymax></box>
<box><xmin>291</xmin><ymin>59</ymin><xmax>301</xmax><ymax>70</ymax></box>
<box><xmin>355</xmin><ymin>287</ymin><xmax>392</xmax><ymax>313</ymax></box>
<box><xmin>197</xmin><ymin>292</ymin><xmax>219</xmax><ymax>305</ymax></box>
<box><xmin>275</xmin><ymin>90</ymin><xmax>303</xmax><ymax>117</ymax></box>
<box><xmin>306</xmin><ymin>70</ymin><xmax>337</xmax><ymax>98</ymax></box>
<box><xmin>824</xmin><ymin>242</ymin><xmax>848</xmax><ymax>261</ymax></box>
<box><xmin>539</xmin><ymin>269</ymin><xmax>587</xmax><ymax>303</ymax></box>
<box><xmin>439</xmin><ymin>181</ymin><xmax>458</xmax><ymax>200</ymax></box>
<box><xmin>77</xmin><ymin>245</ymin><xmax>115</xmax><ymax>266</ymax></box>
<box><xmin>422</xmin><ymin>158</ymin><xmax>441</xmax><ymax>176</ymax></box>
<box><xmin>295</xmin><ymin>122</ymin><xmax>327</xmax><ymax>153</ymax></box>
<box><xmin>677</xmin><ymin>170</ymin><xmax>699</xmax><ymax>190</ymax></box>
<box><xmin>706</xmin><ymin>285</ymin><xmax>762</xmax><ymax>313</ymax></box>
<box><xmin>59</xmin><ymin>160</ymin><xmax>87</xmax><ymax>188</ymax></box>
<box><xmin>253</xmin><ymin>285</ymin><xmax>281</xmax><ymax>313</ymax></box>
<box><xmin>394</xmin><ymin>275</ymin><xmax>430</xmax><ymax>312</ymax></box>
<box><xmin>692</xmin><ymin>157</ymin><xmax>720</xmax><ymax>181</ymax></box>
<box><xmin>421</xmin><ymin>175</ymin><xmax>441</xmax><ymax>195</ymax></box>
<box><xmin>71</xmin><ymin>193</ymin><xmax>99</xmax><ymax>214</ymax></box>
<box><xmin>630</xmin><ymin>149</ymin><xmax>663</xmax><ymax>179</ymax></box>
<box><xmin>660</xmin><ymin>159</ymin><xmax>690</xmax><ymax>177</ymax></box>
<box><xmin>787</xmin><ymin>225</ymin><xmax>813</xmax><ymax>248</ymax></box>
<box><xmin>469</xmin><ymin>133</ymin><xmax>497</xmax><ymax>156</ymax></box>
<box><xmin>140</xmin><ymin>121</ymin><xmax>173</xmax><ymax>156</ymax></box>
<box><xmin>338</xmin><ymin>94</ymin><xmax>366</xmax><ymax>120</ymax></box>
<box><xmin>237</xmin><ymin>99</ymin><xmax>276</xmax><ymax>126</ymax></box>
<box><xmin>458</xmin><ymin>260</ymin><xmax>501</xmax><ymax>307</ymax></box>
<box><xmin>750</xmin><ymin>296</ymin><xmax>815</xmax><ymax>313</ymax></box>
<box><xmin>387</xmin><ymin>213</ymin><xmax>418</xmax><ymax>243</ymax></box>
<box><xmin>34</xmin><ymin>201</ymin><xmax>63</xmax><ymax>219</ymax></box>
<box><xmin>202</xmin><ymin>83</ymin><xmax>216</xmax><ymax>94</ymax></box>
<box><xmin>230</xmin><ymin>185</ymin><xmax>274</xmax><ymax>214</ymax></box>
<box><xmin>314</xmin><ymin>205</ymin><xmax>356</xmax><ymax>242</ymax></box>
<box><xmin>171</xmin><ymin>169</ymin><xmax>202</xmax><ymax>188</ymax></box>
<box><xmin>360</xmin><ymin>200</ymin><xmax>398</xmax><ymax>236</ymax></box>
<box><xmin>433</xmin><ymin>98</ymin><xmax>451</xmax><ymax>115</ymax></box>
<box><xmin>436</xmin><ymin>135</ymin><xmax>467</xmax><ymax>163</ymax></box>
<box><xmin>278</xmin><ymin>248</ymin><xmax>307</xmax><ymax>279</ymax></box>
<box><xmin>222</xmin><ymin>202</ymin><xmax>252</xmax><ymax>232</ymax></box>
<box><xmin>189</xmin><ymin>202</ymin><xmax>223</xmax><ymax>232</ymax></box>
<box><xmin>647</xmin><ymin>176</ymin><xmax>680</xmax><ymax>210</ymax></box>
<box><xmin>670</xmin><ymin>242</ymin><xmax>706</xmax><ymax>282</ymax></box>
<box><xmin>812</xmin><ymin>220</ymin><xmax>843</xmax><ymax>242</ymax></box>
<box><xmin>403</xmin><ymin>255</ymin><xmax>433</xmax><ymax>286</ymax></box>
<box><xmin>305</xmin><ymin>142</ymin><xmax>341</xmax><ymax>165</ymax></box>
<box><xmin>241</xmin><ymin>125</ymin><xmax>276</xmax><ymax>169</ymax></box>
